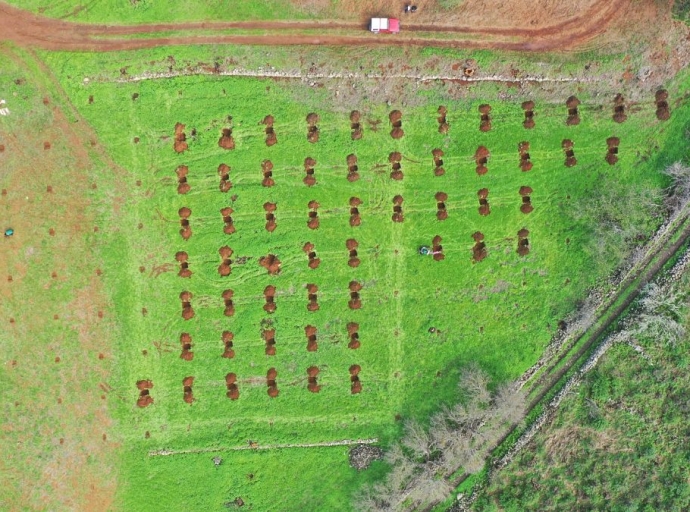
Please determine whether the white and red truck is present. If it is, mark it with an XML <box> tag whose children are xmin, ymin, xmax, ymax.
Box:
<box><xmin>369</xmin><ymin>18</ymin><xmax>400</xmax><ymax>34</ymax></box>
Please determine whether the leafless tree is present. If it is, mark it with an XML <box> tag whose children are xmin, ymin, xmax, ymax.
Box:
<box><xmin>459</xmin><ymin>364</ymin><xmax>491</xmax><ymax>406</ymax></box>
<box><xmin>493</xmin><ymin>384</ymin><xmax>527</xmax><ymax>425</ymax></box>
<box><xmin>402</xmin><ymin>419</ymin><xmax>433</xmax><ymax>461</ymax></box>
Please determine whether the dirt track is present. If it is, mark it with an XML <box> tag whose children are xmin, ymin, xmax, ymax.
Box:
<box><xmin>0</xmin><ymin>0</ymin><xmax>629</xmax><ymax>52</ymax></box>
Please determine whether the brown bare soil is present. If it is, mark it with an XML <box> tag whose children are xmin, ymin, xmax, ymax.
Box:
<box><xmin>347</xmin><ymin>238</ymin><xmax>361</xmax><ymax>267</ymax></box>
<box><xmin>259</xmin><ymin>254</ymin><xmax>281</xmax><ymax>275</ymax></box>
<box><xmin>522</xmin><ymin>100</ymin><xmax>536</xmax><ymax>129</ymax></box>
<box><xmin>432</xmin><ymin>148</ymin><xmax>445</xmax><ymax>176</ymax></box>
<box><xmin>306</xmin><ymin>283</ymin><xmax>320</xmax><ymax>311</ymax></box>
<box><xmin>471</xmin><ymin>232</ymin><xmax>487</xmax><ymax>262</ymax></box>
<box><xmin>517</xmin><ymin>228</ymin><xmax>531</xmax><ymax>256</ymax></box>
<box><xmin>302</xmin><ymin>242</ymin><xmax>321</xmax><ymax>269</ymax></box>
<box><xmin>261</xmin><ymin>159</ymin><xmax>275</xmax><ymax>187</ymax></box>
<box><xmin>176</xmin><ymin>165</ymin><xmax>190</xmax><ymax>194</ymax></box>
<box><xmin>346</xmin><ymin>153</ymin><xmax>359</xmax><ymax>182</ymax></box>
<box><xmin>349</xmin><ymin>196</ymin><xmax>362</xmax><ymax>226</ymax></box>
<box><xmin>266</xmin><ymin>368</ymin><xmax>279</xmax><ymax>397</ymax></box>
<box><xmin>264</xmin><ymin>201</ymin><xmax>277</xmax><ymax>232</ymax></box>
<box><xmin>180</xmin><ymin>291</ymin><xmax>194</xmax><ymax>320</ymax></box>
<box><xmin>437</xmin><ymin>105</ymin><xmax>449</xmax><ymax>134</ymax></box>
<box><xmin>392</xmin><ymin>194</ymin><xmax>404</xmax><ymax>223</ymax></box>
<box><xmin>136</xmin><ymin>380</ymin><xmax>154</xmax><ymax>407</ymax></box>
<box><xmin>221</xmin><ymin>207</ymin><xmax>236</xmax><ymax>235</ymax></box>
<box><xmin>521</xmin><ymin>185</ymin><xmax>534</xmax><ymax>214</ymax></box>
<box><xmin>436</xmin><ymin>192</ymin><xmax>448</xmax><ymax>221</ymax></box>
<box><xmin>179</xmin><ymin>332</ymin><xmax>193</xmax><ymax>361</ymax></box>
<box><xmin>389</xmin><ymin>152</ymin><xmax>403</xmax><ymax>180</ymax></box>
<box><xmin>218</xmin><ymin>127</ymin><xmax>235</xmax><ymax>150</ymax></box>
<box><xmin>260</xmin><ymin>284</ymin><xmax>275</xmax><ymax>313</ymax></box>
<box><xmin>606</xmin><ymin>137</ymin><xmax>620</xmax><ymax>165</ymax></box>
<box><xmin>218</xmin><ymin>245</ymin><xmax>233</xmax><ymax>276</ymax></box>
<box><xmin>222</xmin><ymin>289</ymin><xmax>235</xmax><ymax>317</ymax></box>
<box><xmin>348</xmin><ymin>322</ymin><xmax>361</xmax><ymax>349</ymax></box>
<box><xmin>305</xmin><ymin>325</ymin><xmax>318</xmax><ymax>352</ymax></box>
<box><xmin>303</xmin><ymin>157</ymin><xmax>317</xmax><ymax>186</ymax></box>
<box><xmin>182</xmin><ymin>376</ymin><xmax>194</xmax><ymax>404</ymax></box>
<box><xmin>350</xmin><ymin>364</ymin><xmax>362</xmax><ymax>394</ymax></box>
<box><xmin>263</xmin><ymin>328</ymin><xmax>276</xmax><ymax>356</ymax></box>
<box><xmin>225</xmin><ymin>373</ymin><xmax>239</xmax><ymax>400</ymax></box>
<box><xmin>655</xmin><ymin>90</ymin><xmax>671</xmax><ymax>120</ymax></box>
<box><xmin>307</xmin><ymin>200</ymin><xmax>320</xmax><ymax>230</ymax></box>
<box><xmin>218</xmin><ymin>163</ymin><xmax>232</xmax><ymax>192</ymax></box>
<box><xmin>222</xmin><ymin>330</ymin><xmax>235</xmax><ymax>358</ymax></box>
<box><xmin>478</xmin><ymin>104</ymin><xmax>492</xmax><ymax>132</ymax></box>
<box><xmin>612</xmin><ymin>93</ymin><xmax>627</xmax><ymax>123</ymax></box>
<box><xmin>350</xmin><ymin>110</ymin><xmax>363</xmax><ymax>139</ymax></box>
<box><xmin>173</xmin><ymin>122</ymin><xmax>188</xmax><ymax>153</ymax></box>
<box><xmin>566</xmin><ymin>95</ymin><xmax>581</xmax><ymax>124</ymax></box>
<box><xmin>349</xmin><ymin>280</ymin><xmax>362</xmax><ymax>309</ymax></box>
<box><xmin>478</xmin><ymin>188</ymin><xmax>490</xmax><ymax>216</ymax></box>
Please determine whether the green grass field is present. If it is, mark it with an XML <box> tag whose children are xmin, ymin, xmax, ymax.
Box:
<box><xmin>31</xmin><ymin>46</ymin><xmax>688</xmax><ymax>510</ymax></box>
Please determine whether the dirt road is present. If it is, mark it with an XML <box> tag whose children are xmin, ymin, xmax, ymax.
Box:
<box><xmin>0</xmin><ymin>0</ymin><xmax>628</xmax><ymax>52</ymax></box>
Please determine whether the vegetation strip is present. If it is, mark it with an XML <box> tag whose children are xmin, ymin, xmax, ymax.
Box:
<box><xmin>149</xmin><ymin>438</ymin><xmax>379</xmax><ymax>456</ymax></box>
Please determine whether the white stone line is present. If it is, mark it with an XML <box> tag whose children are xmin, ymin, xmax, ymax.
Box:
<box><xmin>149</xmin><ymin>437</ymin><xmax>378</xmax><ymax>456</ymax></box>
<box><xmin>83</xmin><ymin>68</ymin><xmax>592</xmax><ymax>84</ymax></box>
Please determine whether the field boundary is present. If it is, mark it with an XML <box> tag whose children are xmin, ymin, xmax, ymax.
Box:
<box><xmin>149</xmin><ymin>438</ymin><xmax>379</xmax><ymax>456</ymax></box>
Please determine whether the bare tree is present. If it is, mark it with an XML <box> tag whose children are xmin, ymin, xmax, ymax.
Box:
<box><xmin>493</xmin><ymin>384</ymin><xmax>527</xmax><ymax>425</ymax></box>
<box><xmin>662</xmin><ymin>161</ymin><xmax>690</xmax><ymax>199</ymax></box>
<box><xmin>459</xmin><ymin>364</ymin><xmax>491</xmax><ymax>406</ymax></box>
<box><xmin>402</xmin><ymin>419</ymin><xmax>433</xmax><ymax>461</ymax></box>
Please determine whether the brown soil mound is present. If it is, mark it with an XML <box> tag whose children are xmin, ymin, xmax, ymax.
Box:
<box><xmin>305</xmin><ymin>326</ymin><xmax>318</xmax><ymax>352</ymax></box>
<box><xmin>435</xmin><ymin>191</ymin><xmax>448</xmax><ymax>202</ymax></box>
<box><xmin>176</xmin><ymin>251</ymin><xmax>188</xmax><ymax>262</ymax></box>
<box><xmin>476</xmin><ymin>165</ymin><xmax>488</xmax><ymax>176</ymax></box>
<box><xmin>437</xmin><ymin>105</ymin><xmax>449</xmax><ymax>133</ymax></box>
<box><xmin>180</xmin><ymin>291</ymin><xmax>192</xmax><ymax>302</ymax></box>
<box><xmin>349</xmin><ymin>364</ymin><xmax>361</xmax><ymax>376</ymax></box>
<box><xmin>472</xmin><ymin>231</ymin><xmax>485</xmax><ymax>242</ymax></box>
<box><xmin>605</xmin><ymin>153</ymin><xmax>619</xmax><ymax>165</ymax></box>
<box><xmin>479</xmin><ymin>121</ymin><xmax>492</xmax><ymax>132</ymax></box>
<box><xmin>179</xmin><ymin>207</ymin><xmax>191</xmax><ymax>219</ymax></box>
<box><xmin>218</xmin><ymin>128</ymin><xmax>235</xmax><ymax>150</ymax></box>
<box><xmin>521</xmin><ymin>100</ymin><xmax>535</xmax><ymax>110</ymax></box>
<box><xmin>519</xmin><ymin>186</ymin><xmax>533</xmax><ymax>196</ymax></box>
<box><xmin>306</xmin><ymin>113</ymin><xmax>319</xmax><ymax>125</ymax></box>
<box><xmin>219</xmin><ymin>246</ymin><xmax>233</xmax><ymax>259</ymax></box>
<box><xmin>307</xmin><ymin>126</ymin><xmax>319</xmax><ymax>143</ymax></box>
<box><xmin>479</xmin><ymin>104</ymin><xmax>492</xmax><ymax>115</ymax></box>
<box><xmin>518</xmin><ymin>228</ymin><xmax>530</xmax><ymax>238</ymax></box>
<box><xmin>307</xmin><ymin>201</ymin><xmax>320</xmax><ymax>230</ymax></box>
<box><xmin>522</xmin><ymin>101</ymin><xmax>536</xmax><ymax>129</ymax></box>
<box><xmin>267</xmin><ymin>386</ymin><xmax>279</xmax><ymax>397</ymax></box>
<box><xmin>656</xmin><ymin>106</ymin><xmax>671</xmax><ymax>121</ymax></box>
<box><xmin>137</xmin><ymin>380</ymin><xmax>154</xmax><ymax>391</ymax></box>
<box><xmin>178</xmin><ymin>182</ymin><xmax>191</xmax><ymax>194</ymax></box>
<box><xmin>174</xmin><ymin>122</ymin><xmax>188</xmax><ymax>153</ymax></box>
<box><xmin>474</xmin><ymin>146</ymin><xmax>489</xmax><ymax>163</ymax></box>
<box><xmin>182</xmin><ymin>376</ymin><xmax>194</xmax><ymax>404</ymax></box>
<box><xmin>606</xmin><ymin>136</ymin><xmax>620</xmax><ymax>148</ymax></box>
<box><xmin>566</xmin><ymin>115</ymin><xmax>581</xmax><ymax>126</ymax></box>
<box><xmin>267</xmin><ymin>368</ymin><xmax>279</xmax><ymax>397</ymax></box>
<box><xmin>262</xmin><ymin>115</ymin><xmax>274</xmax><ymax>126</ymax></box>
<box><xmin>477</xmin><ymin>188</ymin><xmax>489</xmax><ymax>200</ymax></box>
<box><xmin>392</xmin><ymin>195</ymin><xmax>404</xmax><ymax>222</ymax></box>
<box><xmin>656</xmin><ymin>90</ymin><xmax>669</xmax><ymax>102</ymax></box>
<box><xmin>306</xmin><ymin>283</ymin><xmax>319</xmax><ymax>311</ymax></box>
<box><xmin>307</xmin><ymin>365</ymin><xmax>319</xmax><ymax>378</ymax></box>
<box><xmin>346</xmin><ymin>238</ymin><xmax>359</xmax><ymax>251</ymax></box>
<box><xmin>521</xmin><ymin>203</ymin><xmax>534</xmax><ymax>214</ymax></box>
<box><xmin>389</xmin><ymin>110</ymin><xmax>402</xmax><ymax>123</ymax></box>
<box><xmin>267</xmin><ymin>367</ymin><xmax>277</xmax><ymax>381</ymax></box>
<box><xmin>562</xmin><ymin>139</ymin><xmax>574</xmax><ymax>150</ymax></box>
<box><xmin>346</xmin><ymin>154</ymin><xmax>360</xmax><ymax>181</ymax></box>
<box><xmin>263</xmin><ymin>329</ymin><xmax>276</xmax><ymax>356</ymax></box>
<box><xmin>222</xmin><ymin>330</ymin><xmax>235</xmax><ymax>359</ymax></box>
<box><xmin>472</xmin><ymin>241</ymin><xmax>487</xmax><ymax>262</ymax></box>
<box><xmin>348</xmin><ymin>324</ymin><xmax>361</xmax><ymax>349</ymax></box>
<box><xmin>176</xmin><ymin>165</ymin><xmax>190</xmax><ymax>194</ymax></box>
<box><xmin>389</xmin><ymin>152</ymin><xmax>402</xmax><ymax>163</ymax></box>
<box><xmin>351</xmin><ymin>128</ymin><xmax>363</xmax><ymax>140</ymax></box>
<box><xmin>391</xmin><ymin>127</ymin><xmax>404</xmax><ymax>139</ymax></box>
<box><xmin>222</xmin><ymin>289</ymin><xmax>235</xmax><ymax>317</ymax></box>
<box><xmin>566</xmin><ymin>95</ymin><xmax>581</xmax><ymax>109</ymax></box>
<box><xmin>349</xmin><ymin>281</ymin><xmax>362</xmax><ymax>309</ymax></box>
<box><xmin>136</xmin><ymin>379</ymin><xmax>154</xmax><ymax>406</ymax></box>
<box><xmin>265</xmin><ymin>130</ymin><xmax>277</xmax><ymax>147</ymax></box>
<box><xmin>351</xmin><ymin>380</ymin><xmax>362</xmax><ymax>394</ymax></box>
<box><xmin>350</xmin><ymin>110</ymin><xmax>361</xmax><ymax>123</ymax></box>
<box><xmin>180</xmin><ymin>332</ymin><xmax>194</xmax><ymax>361</ymax></box>
<box><xmin>520</xmin><ymin>161</ymin><xmax>533</xmax><ymax>172</ymax></box>
<box><xmin>517</xmin><ymin>241</ymin><xmax>530</xmax><ymax>256</ymax></box>
<box><xmin>259</xmin><ymin>254</ymin><xmax>281</xmax><ymax>275</ymax></box>
<box><xmin>221</xmin><ymin>207</ymin><xmax>236</xmax><ymax>235</ymax></box>
<box><xmin>346</xmin><ymin>154</ymin><xmax>358</xmax><ymax>166</ymax></box>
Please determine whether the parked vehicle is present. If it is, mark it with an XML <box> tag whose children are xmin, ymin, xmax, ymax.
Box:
<box><xmin>369</xmin><ymin>18</ymin><xmax>400</xmax><ymax>34</ymax></box>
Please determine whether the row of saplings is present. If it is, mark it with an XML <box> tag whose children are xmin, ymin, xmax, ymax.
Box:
<box><xmin>174</xmin><ymin>137</ymin><xmax>614</xmax><ymax>196</ymax></box>
<box><xmin>135</xmin><ymin>364</ymin><xmax>363</xmax><ymax>406</ymax></box>
<box><xmin>170</xmin><ymin>90</ymin><xmax>671</xmax><ymax>153</ymax></box>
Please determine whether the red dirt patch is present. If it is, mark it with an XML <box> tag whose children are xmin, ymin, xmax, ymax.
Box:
<box><xmin>222</xmin><ymin>330</ymin><xmax>235</xmax><ymax>358</ymax></box>
<box><xmin>304</xmin><ymin>157</ymin><xmax>317</xmax><ymax>186</ymax></box>
<box><xmin>218</xmin><ymin>246</ymin><xmax>233</xmax><ymax>277</ymax></box>
<box><xmin>478</xmin><ymin>188</ymin><xmax>490</xmax><ymax>216</ymax></box>
<box><xmin>432</xmin><ymin>148</ymin><xmax>445</xmax><ymax>176</ymax></box>
<box><xmin>179</xmin><ymin>207</ymin><xmax>192</xmax><ymax>240</ymax></box>
<box><xmin>606</xmin><ymin>136</ymin><xmax>620</xmax><ymax>165</ymax></box>
<box><xmin>263</xmin><ymin>328</ymin><xmax>276</xmax><ymax>356</ymax></box>
<box><xmin>180</xmin><ymin>291</ymin><xmax>194</xmax><ymax>320</ymax></box>
<box><xmin>436</xmin><ymin>191</ymin><xmax>448</xmax><ymax>221</ymax></box>
<box><xmin>225</xmin><ymin>372</ymin><xmax>239</xmax><ymax>400</ymax></box>
<box><xmin>305</xmin><ymin>325</ymin><xmax>318</xmax><ymax>352</ymax></box>
<box><xmin>389</xmin><ymin>110</ymin><xmax>404</xmax><ymax>139</ymax></box>
<box><xmin>179</xmin><ymin>332</ymin><xmax>193</xmax><ymax>361</ymax></box>
<box><xmin>349</xmin><ymin>280</ymin><xmax>362</xmax><ymax>309</ymax></box>
<box><xmin>306</xmin><ymin>112</ymin><xmax>320</xmax><ymax>143</ymax></box>
<box><xmin>562</xmin><ymin>139</ymin><xmax>577</xmax><ymax>167</ymax></box>
<box><xmin>182</xmin><ymin>376</ymin><xmax>194</xmax><ymax>404</ymax></box>
<box><xmin>479</xmin><ymin>104</ymin><xmax>492</xmax><ymax>131</ymax></box>
<box><xmin>346</xmin><ymin>238</ymin><xmax>360</xmax><ymax>267</ymax></box>
<box><xmin>221</xmin><ymin>207</ymin><xmax>236</xmax><ymax>235</ymax></box>
<box><xmin>136</xmin><ymin>380</ymin><xmax>154</xmax><ymax>408</ymax></box>
<box><xmin>350</xmin><ymin>364</ymin><xmax>362</xmax><ymax>394</ymax></box>
<box><xmin>392</xmin><ymin>194</ymin><xmax>404</xmax><ymax>223</ymax></box>
<box><xmin>259</xmin><ymin>253</ymin><xmax>281</xmax><ymax>275</ymax></box>
<box><xmin>522</xmin><ymin>100</ymin><xmax>536</xmax><ymax>129</ymax></box>
<box><xmin>307</xmin><ymin>366</ymin><xmax>320</xmax><ymax>393</ymax></box>
<box><xmin>348</xmin><ymin>321</ymin><xmax>360</xmax><ymax>349</ymax></box>
<box><xmin>517</xmin><ymin>228</ymin><xmax>530</xmax><ymax>256</ymax></box>
<box><xmin>472</xmin><ymin>232</ymin><xmax>487</xmax><ymax>262</ymax></box>
<box><xmin>566</xmin><ymin>95</ymin><xmax>581</xmax><ymax>125</ymax></box>
<box><xmin>307</xmin><ymin>200</ymin><xmax>320</xmax><ymax>230</ymax></box>
<box><xmin>431</xmin><ymin>235</ymin><xmax>445</xmax><ymax>261</ymax></box>
<box><xmin>261</xmin><ymin>159</ymin><xmax>275</xmax><ymax>187</ymax></box>
<box><xmin>389</xmin><ymin>152</ymin><xmax>403</xmax><ymax>180</ymax></box>
<box><xmin>263</xmin><ymin>115</ymin><xmax>277</xmax><ymax>146</ymax></box>
<box><xmin>655</xmin><ymin>89</ymin><xmax>670</xmax><ymax>121</ymax></box>
<box><xmin>264</xmin><ymin>285</ymin><xmax>276</xmax><ymax>313</ymax></box>
<box><xmin>175</xmin><ymin>165</ymin><xmax>190</xmax><ymax>194</ymax></box>
<box><xmin>266</xmin><ymin>368</ymin><xmax>279</xmax><ymax>397</ymax></box>
<box><xmin>613</xmin><ymin>93</ymin><xmax>627</xmax><ymax>123</ymax></box>
<box><xmin>347</xmin><ymin>154</ymin><xmax>360</xmax><ymax>182</ymax></box>
<box><xmin>264</xmin><ymin>201</ymin><xmax>277</xmax><ymax>232</ymax></box>
<box><xmin>349</xmin><ymin>196</ymin><xmax>362</xmax><ymax>227</ymax></box>
<box><xmin>437</xmin><ymin>105</ymin><xmax>449</xmax><ymax>134</ymax></box>
<box><xmin>218</xmin><ymin>126</ymin><xmax>235</xmax><ymax>150</ymax></box>
<box><xmin>222</xmin><ymin>289</ymin><xmax>235</xmax><ymax>317</ymax></box>
<box><xmin>218</xmin><ymin>163</ymin><xmax>232</xmax><ymax>192</ymax></box>
<box><xmin>173</xmin><ymin>122</ymin><xmax>188</xmax><ymax>153</ymax></box>
<box><xmin>303</xmin><ymin>242</ymin><xmax>321</xmax><ymax>269</ymax></box>
<box><xmin>175</xmin><ymin>251</ymin><xmax>192</xmax><ymax>278</ymax></box>
<box><xmin>306</xmin><ymin>283</ymin><xmax>319</xmax><ymax>311</ymax></box>
<box><xmin>350</xmin><ymin>110</ymin><xmax>363</xmax><ymax>140</ymax></box>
